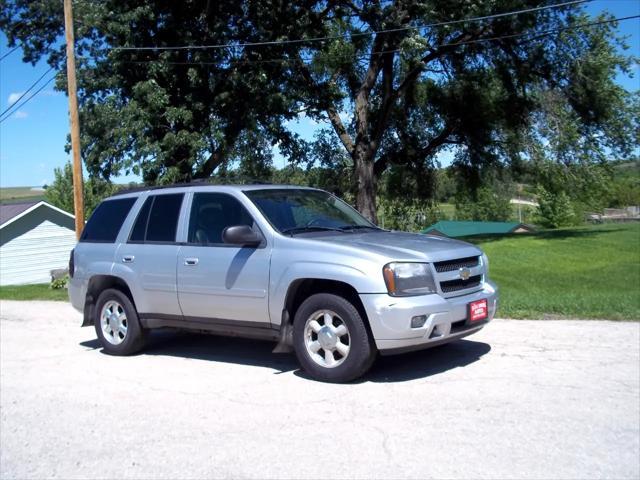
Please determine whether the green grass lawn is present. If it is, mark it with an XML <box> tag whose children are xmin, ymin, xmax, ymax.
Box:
<box><xmin>472</xmin><ymin>222</ymin><xmax>640</xmax><ymax>320</ymax></box>
<box><xmin>0</xmin><ymin>284</ymin><xmax>68</xmax><ymax>301</ymax></box>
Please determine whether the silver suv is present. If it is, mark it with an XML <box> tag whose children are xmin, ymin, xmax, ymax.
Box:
<box><xmin>69</xmin><ymin>184</ymin><xmax>498</xmax><ymax>382</ymax></box>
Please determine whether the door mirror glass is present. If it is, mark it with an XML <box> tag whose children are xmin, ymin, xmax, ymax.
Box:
<box><xmin>222</xmin><ymin>225</ymin><xmax>261</xmax><ymax>246</ymax></box>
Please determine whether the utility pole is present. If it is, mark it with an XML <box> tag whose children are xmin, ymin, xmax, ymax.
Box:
<box><xmin>63</xmin><ymin>0</ymin><xmax>84</xmax><ymax>239</ymax></box>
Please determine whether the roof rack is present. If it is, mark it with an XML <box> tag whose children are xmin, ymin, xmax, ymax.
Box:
<box><xmin>111</xmin><ymin>182</ymin><xmax>192</xmax><ymax>196</ymax></box>
<box><xmin>111</xmin><ymin>179</ymin><xmax>275</xmax><ymax>196</ymax></box>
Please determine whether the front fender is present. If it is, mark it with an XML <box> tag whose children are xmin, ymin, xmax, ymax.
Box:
<box><xmin>268</xmin><ymin>261</ymin><xmax>380</xmax><ymax>327</ymax></box>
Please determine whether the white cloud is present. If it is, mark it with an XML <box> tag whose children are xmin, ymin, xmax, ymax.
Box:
<box><xmin>7</xmin><ymin>92</ymin><xmax>24</xmax><ymax>105</ymax></box>
<box><xmin>13</xmin><ymin>110</ymin><xmax>28</xmax><ymax>119</ymax></box>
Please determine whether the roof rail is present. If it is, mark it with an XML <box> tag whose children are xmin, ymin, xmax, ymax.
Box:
<box><xmin>111</xmin><ymin>179</ymin><xmax>275</xmax><ymax>196</ymax></box>
<box><xmin>111</xmin><ymin>182</ymin><xmax>191</xmax><ymax>196</ymax></box>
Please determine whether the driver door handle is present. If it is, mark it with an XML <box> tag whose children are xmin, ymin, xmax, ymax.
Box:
<box><xmin>184</xmin><ymin>257</ymin><xmax>199</xmax><ymax>266</ymax></box>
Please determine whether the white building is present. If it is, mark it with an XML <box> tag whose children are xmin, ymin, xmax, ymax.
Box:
<box><xmin>0</xmin><ymin>201</ymin><xmax>76</xmax><ymax>286</ymax></box>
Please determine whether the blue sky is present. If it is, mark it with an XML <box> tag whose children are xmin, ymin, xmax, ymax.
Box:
<box><xmin>0</xmin><ymin>0</ymin><xmax>638</xmax><ymax>187</ymax></box>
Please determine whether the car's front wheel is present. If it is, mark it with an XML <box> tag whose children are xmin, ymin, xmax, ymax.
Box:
<box><xmin>293</xmin><ymin>293</ymin><xmax>376</xmax><ymax>382</ymax></box>
<box><xmin>94</xmin><ymin>288</ymin><xmax>146</xmax><ymax>355</ymax></box>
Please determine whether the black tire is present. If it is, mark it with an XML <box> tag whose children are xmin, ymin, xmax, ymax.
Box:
<box><xmin>94</xmin><ymin>288</ymin><xmax>146</xmax><ymax>355</ymax></box>
<box><xmin>293</xmin><ymin>293</ymin><xmax>377</xmax><ymax>383</ymax></box>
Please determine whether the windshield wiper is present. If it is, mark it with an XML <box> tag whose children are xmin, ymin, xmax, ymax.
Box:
<box><xmin>338</xmin><ymin>225</ymin><xmax>382</xmax><ymax>231</ymax></box>
<box><xmin>281</xmin><ymin>226</ymin><xmax>345</xmax><ymax>235</ymax></box>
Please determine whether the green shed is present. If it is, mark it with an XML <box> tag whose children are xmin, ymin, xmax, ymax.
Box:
<box><xmin>421</xmin><ymin>220</ymin><xmax>534</xmax><ymax>238</ymax></box>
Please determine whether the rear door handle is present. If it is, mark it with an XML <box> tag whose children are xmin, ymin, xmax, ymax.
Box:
<box><xmin>184</xmin><ymin>258</ymin><xmax>199</xmax><ymax>266</ymax></box>
<box><xmin>122</xmin><ymin>255</ymin><xmax>135</xmax><ymax>263</ymax></box>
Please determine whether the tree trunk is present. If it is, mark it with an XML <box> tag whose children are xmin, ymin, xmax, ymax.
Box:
<box><xmin>354</xmin><ymin>145</ymin><xmax>377</xmax><ymax>224</ymax></box>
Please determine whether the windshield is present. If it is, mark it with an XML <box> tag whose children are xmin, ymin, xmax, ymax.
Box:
<box><xmin>245</xmin><ymin>189</ymin><xmax>376</xmax><ymax>234</ymax></box>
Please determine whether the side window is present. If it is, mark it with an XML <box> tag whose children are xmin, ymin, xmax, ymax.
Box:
<box><xmin>80</xmin><ymin>197</ymin><xmax>136</xmax><ymax>243</ymax></box>
<box><xmin>188</xmin><ymin>193</ymin><xmax>254</xmax><ymax>245</ymax></box>
<box><xmin>129</xmin><ymin>197</ymin><xmax>152</xmax><ymax>242</ymax></box>
<box><xmin>147</xmin><ymin>194</ymin><xmax>183</xmax><ymax>242</ymax></box>
<box><xmin>127</xmin><ymin>193</ymin><xmax>184</xmax><ymax>243</ymax></box>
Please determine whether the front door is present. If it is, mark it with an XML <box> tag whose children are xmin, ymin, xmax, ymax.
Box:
<box><xmin>177</xmin><ymin>192</ymin><xmax>272</xmax><ymax>326</ymax></box>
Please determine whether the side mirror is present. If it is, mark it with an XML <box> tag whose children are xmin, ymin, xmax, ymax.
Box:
<box><xmin>222</xmin><ymin>225</ymin><xmax>262</xmax><ymax>247</ymax></box>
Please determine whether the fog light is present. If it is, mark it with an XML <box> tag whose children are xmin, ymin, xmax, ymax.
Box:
<box><xmin>411</xmin><ymin>315</ymin><xmax>427</xmax><ymax>328</ymax></box>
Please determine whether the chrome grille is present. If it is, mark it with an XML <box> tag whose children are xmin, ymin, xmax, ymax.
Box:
<box><xmin>433</xmin><ymin>256</ymin><xmax>480</xmax><ymax>273</ymax></box>
<box><xmin>439</xmin><ymin>275</ymin><xmax>482</xmax><ymax>294</ymax></box>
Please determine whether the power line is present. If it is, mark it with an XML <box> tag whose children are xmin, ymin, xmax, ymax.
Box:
<box><xmin>110</xmin><ymin>0</ymin><xmax>591</xmax><ymax>52</ymax></box>
<box><xmin>1</xmin><ymin>8</ymin><xmax>631</xmax><ymax>125</ymax></box>
<box><xmin>118</xmin><ymin>14</ymin><xmax>639</xmax><ymax>67</ymax></box>
<box><xmin>0</xmin><ymin>67</ymin><xmax>54</xmax><ymax>118</ymax></box>
<box><xmin>431</xmin><ymin>13</ymin><xmax>640</xmax><ymax>49</ymax></box>
<box><xmin>0</xmin><ymin>45</ymin><xmax>20</xmax><ymax>61</ymax></box>
<box><xmin>0</xmin><ymin>74</ymin><xmax>56</xmax><ymax>124</ymax></box>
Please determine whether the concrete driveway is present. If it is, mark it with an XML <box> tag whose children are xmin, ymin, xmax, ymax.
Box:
<box><xmin>1</xmin><ymin>300</ymin><xmax>638</xmax><ymax>479</ymax></box>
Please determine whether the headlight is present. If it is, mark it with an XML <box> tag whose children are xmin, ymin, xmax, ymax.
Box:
<box><xmin>382</xmin><ymin>262</ymin><xmax>437</xmax><ymax>296</ymax></box>
<box><xmin>481</xmin><ymin>253</ymin><xmax>489</xmax><ymax>274</ymax></box>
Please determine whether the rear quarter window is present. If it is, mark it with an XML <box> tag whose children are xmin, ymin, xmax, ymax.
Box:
<box><xmin>127</xmin><ymin>193</ymin><xmax>184</xmax><ymax>243</ymax></box>
<box><xmin>146</xmin><ymin>194</ymin><xmax>184</xmax><ymax>242</ymax></box>
<box><xmin>80</xmin><ymin>197</ymin><xmax>137</xmax><ymax>243</ymax></box>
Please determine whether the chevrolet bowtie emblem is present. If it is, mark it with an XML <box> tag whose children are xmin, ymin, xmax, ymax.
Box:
<box><xmin>459</xmin><ymin>267</ymin><xmax>471</xmax><ymax>281</ymax></box>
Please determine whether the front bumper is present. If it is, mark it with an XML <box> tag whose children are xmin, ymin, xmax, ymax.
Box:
<box><xmin>359</xmin><ymin>281</ymin><xmax>498</xmax><ymax>355</ymax></box>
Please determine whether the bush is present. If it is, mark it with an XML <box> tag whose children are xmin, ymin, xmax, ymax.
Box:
<box><xmin>536</xmin><ymin>186</ymin><xmax>575</xmax><ymax>228</ymax></box>
<box><xmin>50</xmin><ymin>275</ymin><xmax>69</xmax><ymax>290</ymax></box>
<box><xmin>455</xmin><ymin>187</ymin><xmax>512</xmax><ymax>221</ymax></box>
<box><xmin>377</xmin><ymin>198</ymin><xmax>444</xmax><ymax>232</ymax></box>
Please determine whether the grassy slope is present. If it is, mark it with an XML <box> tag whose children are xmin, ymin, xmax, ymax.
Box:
<box><xmin>439</xmin><ymin>203</ymin><xmax>456</xmax><ymax>219</ymax></box>
<box><xmin>473</xmin><ymin>223</ymin><xmax>640</xmax><ymax>320</ymax></box>
<box><xmin>0</xmin><ymin>284</ymin><xmax>68</xmax><ymax>301</ymax></box>
<box><xmin>0</xmin><ymin>187</ymin><xmax>45</xmax><ymax>203</ymax></box>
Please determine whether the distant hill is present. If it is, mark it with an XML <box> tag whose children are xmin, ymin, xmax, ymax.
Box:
<box><xmin>0</xmin><ymin>187</ymin><xmax>46</xmax><ymax>204</ymax></box>
<box><xmin>612</xmin><ymin>159</ymin><xmax>640</xmax><ymax>180</ymax></box>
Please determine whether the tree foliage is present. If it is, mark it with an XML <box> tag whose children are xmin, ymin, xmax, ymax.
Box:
<box><xmin>1</xmin><ymin>0</ymin><xmax>637</xmax><ymax>222</ymax></box>
<box><xmin>44</xmin><ymin>162</ymin><xmax>117</xmax><ymax>217</ymax></box>
<box><xmin>289</xmin><ymin>2</ymin><xmax>637</xmax><ymax>220</ymax></box>
<box><xmin>536</xmin><ymin>185</ymin><xmax>575</xmax><ymax>227</ymax></box>
<box><xmin>456</xmin><ymin>186</ymin><xmax>513</xmax><ymax>222</ymax></box>
<box><xmin>1</xmin><ymin>0</ymin><xmax>326</xmax><ymax>183</ymax></box>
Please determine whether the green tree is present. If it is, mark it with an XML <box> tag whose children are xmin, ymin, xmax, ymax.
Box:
<box><xmin>1</xmin><ymin>0</ymin><xmax>326</xmax><ymax>184</ymax></box>
<box><xmin>536</xmin><ymin>186</ymin><xmax>575</xmax><ymax>228</ymax></box>
<box><xmin>605</xmin><ymin>158</ymin><xmax>640</xmax><ymax>208</ymax></box>
<box><xmin>377</xmin><ymin>197</ymin><xmax>444</xmax><ymax>232</ymax></box>
<box><xmin>44</xmin><ymin>162</ymin><xmax>116</xmax><ymax>217</ymax></box>
<box><xmin>455</xmin><ymin>186</ymin><xmax>513</xmax><ymax>222</ymax></box>
<box><xmin>2</xmin><ymin>1</ymin><xmax>636</xmax><ymax>223</ymax></box>
<box><xmin>290</xmin><ymin>4</ymin><xmax>636</xmax><ymax>221</ymax></box>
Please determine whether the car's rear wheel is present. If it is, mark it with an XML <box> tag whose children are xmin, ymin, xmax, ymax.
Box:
<box><xmin>293</xmin><ymin>293</ymin><xmax>376</xmax><ymax>382</ymax></box>
<box><xmin>94</xmin><ymin>288</ymin><xmax>146</xmax><ymax>355</ymax></box>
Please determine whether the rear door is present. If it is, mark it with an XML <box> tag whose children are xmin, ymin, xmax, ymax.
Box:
<box><xmin>116</xmin><ymin>192</ymin><xmax>185</xmax><ymax>316</ymax></box>
<box><xmin>176</xmin><ymin>192</ymin><xmax>272</xmax><ymax>326</ymax></box>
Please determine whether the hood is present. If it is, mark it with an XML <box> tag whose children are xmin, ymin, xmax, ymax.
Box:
<box><xmin>312</xmin><ymin>230</ymin><xmax>482</xmax><ymax>262</ymax></box>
